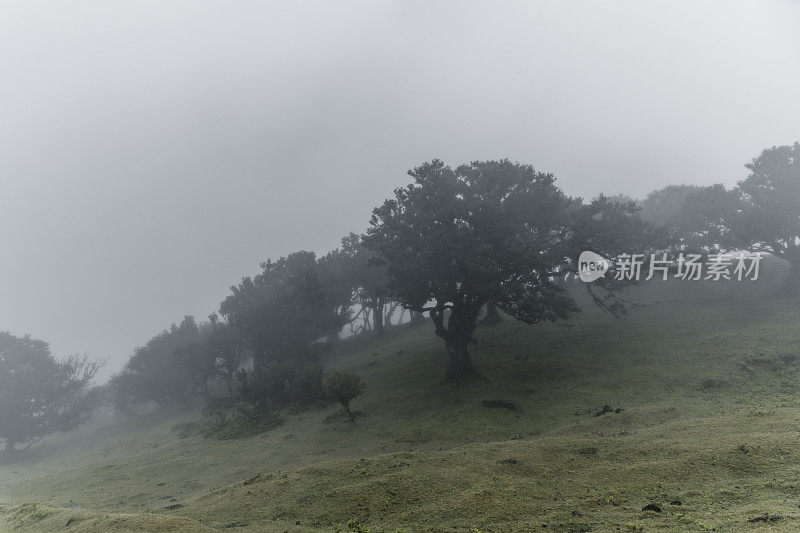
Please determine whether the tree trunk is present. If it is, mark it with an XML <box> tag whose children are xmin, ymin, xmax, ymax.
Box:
<box><xmin>363</xmin><ymin>307</ymin><xmax>372</xmax><ymax>331</ymax></box>
<box><xmin>343</xmin><ymin>401</ymin><xmax>353</xmax><ymax>420</ymax></box>
<box><xmin>444</xmin><ymin>337</ymin><xmax>474</xmax><ymax>381</ymax></box>
<box><xmin>373</xmin><ymin>298</ymin><xmax>385</xmax><ymax>335</ymax></box>
<box><xmin>384</xmin><ymin>302</ymin><xmax>398</xmax><ymax>328</ymax></box>
<box><xmin>434</xmin><ymin>305</ymin><xmax>478</xmax><ymax>381</ymax></box>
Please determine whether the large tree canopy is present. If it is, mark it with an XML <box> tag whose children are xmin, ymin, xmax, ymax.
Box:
<box><xmin>0</xmin><ymin>332</ymin><xmax>102</xmax><ymax>453</ymax></box>
<box><xmin>364</xmin><ymin>159</ymin><xmax>652</xmax><ymax>380</ymax></box>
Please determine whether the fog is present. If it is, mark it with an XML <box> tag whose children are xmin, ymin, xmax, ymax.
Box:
<box><xmin>1</xmin><ymin>0</ymin><xmax>799</xmax><ymax>377</ymax></box>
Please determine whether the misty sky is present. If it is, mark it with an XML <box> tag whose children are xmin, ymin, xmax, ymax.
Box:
<box><xmin>1</xmin><ymin>0</ymin><xmax>799</xmax><ymax>377</ymax></box>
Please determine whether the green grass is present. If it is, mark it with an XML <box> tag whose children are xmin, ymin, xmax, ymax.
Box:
<box><xmin>3</xmin><ymin>257</ymin><xmax>800</xmax><ymax>531</ymax></box>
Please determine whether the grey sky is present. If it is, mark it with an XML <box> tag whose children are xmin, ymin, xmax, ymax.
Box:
<box><xmin>1</xmin><ymin>0</ymin><xmax>798</xmax><ymax>377</ymax></box>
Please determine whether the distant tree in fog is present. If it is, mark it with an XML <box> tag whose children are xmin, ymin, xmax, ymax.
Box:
<box><xmin>321</xmin><ymin>233</ymin><xmax>393</xmax><ymax>336</ymax></box>
<box><xmin>109</xmin><ymin>315</ymin><xmax>207</xmax><ymax>407</ymax></box>
<box><xmin>727</xmin><ymin>143</ymin><xmax>800</xmax><ymax>292</ymax></box>
<box><xmin>640</xmin><ymin>184</ymin><xmax>737</xmax><ymax>254</ymax></box>
<box><xmin>0</xmin><ymin>332</ymin><xmax>102</xmax><ymax>454</ymax></box>
<box><xmin>605</xmin><ymin>193</ymin><xmax>641</xmax><ymax>209</ymax></box>
<box><xmin>657</xmin><ymin>143</ymin><xmax>800</xmax><ymax>292</ymax></box>
<box><xmin>640</xmin><ymin>185</ymin><xmax>704</xmax><ymax>227</ymax></box>
<box><xmin>219</xmin><ymin>251</ymin><xmax>348</xmax><ymax>366</ymax></box>
<box><xmin>671</xmin><ymin>184</ymin><xmax>739</xmax><ymax>253</ymax></box>
<box><xmin>204</xmin><ymin>314</ymin><xmax>244</xmax><ymax>395</ymax></box>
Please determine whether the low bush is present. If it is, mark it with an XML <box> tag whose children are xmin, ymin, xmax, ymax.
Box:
<box><xmin>201</xmin><ymin>404</ymin><xmax>283</xmax><ymax>440</ymax></box>
<box><xmin>325</xmin><ymin>371</ymin><xmax>364</xmax><ymax>420</ymax></box>
<box><xmin>237</xmin><ymin>361</ymin><xmax>327</xmax><ymax>411</ymax></box>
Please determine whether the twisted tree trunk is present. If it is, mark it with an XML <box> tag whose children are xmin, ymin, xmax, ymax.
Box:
<box><xmin>430</xmin><ymin>304</ymin><xmax>478</xmax><ymax>381</ymax></box>
<box><xmin>444</xmin><ymin>337</ymin><xmax>474</xmax><ymax>381</ymax></box>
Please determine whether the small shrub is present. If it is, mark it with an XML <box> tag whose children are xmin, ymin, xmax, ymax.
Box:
<box><xmin>699</xmin><ymin>378</ymin><xmax>726</xmax><ymax>390</ymax></box>
<box><xmin>325</xmin><ymin>371</ymin><xmax>364</xmax><ymax>420</ymax></box>
<box><xmin>481</xmin><ymin>399</ymin><xmax>517</xmax><ymax>410</ymax></box>
<box><xmin>578</xmin><ymin>446</ymin><xmax>598</xmax><ymax>456</ymax></box>
<box><xmin>201</xmin><ymin>405</ymin><xmax>283</xmax><ymax>440</ymax></box>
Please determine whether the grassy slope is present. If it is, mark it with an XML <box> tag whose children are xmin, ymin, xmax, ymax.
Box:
<box><xmin>3</xmin><ymin>258</ymin><xmax>800</xmax><ymax>531</ymax></box>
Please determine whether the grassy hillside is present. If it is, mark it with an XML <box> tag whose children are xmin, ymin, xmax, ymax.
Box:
<box><xmin>3</xmin><ymin>258</ymin><xmax>800</xmax><ymax>531</ymax></box>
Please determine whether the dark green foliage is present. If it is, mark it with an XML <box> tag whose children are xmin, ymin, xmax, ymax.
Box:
<box><xmin>100</xmin><ymin>376</ymin><xmax>137</xmax><ymax>417</ymax></box>
<box><xmin>291</xmin><ymin>365</ymin><xmax>327</xmax><ymax>406</ymax></box>
<box><xmin>569</xmin><ymin>193</ymin><xmax>668</xmax><ymax>315</ymax></box>
<box><xmin>0</xmin><ymin>332</ymin><xmax>102</xmax><ymax>453</ymax></box>
<box><xmin>203</xmin><ymin>315</ymin><xmax>244</xmax><ymax>395</ymax></box>
<box><xmin>639</xmin><ymin>185</ymin><xmax>704</xmax><ymax>227</ymax></box>
<box><xmin>321</xmin><ymin>233</ymin><xmax>393</xmax><ymax>335</ymax></box>
<box><xmin>668</xmin><ymin>184</ymin><xmax>739</xmax><ymax>253</ymax></box>
<box><xmin>110</xmin><ymin>316</ymin><xmax>210</xmax><ymax>407</ymax></box>
<box><xmin>316</xmin><ymin>238</ymin><xmax>364</xmax><ymax>338</ymax></box>
<box><xmin>111</xmin><ymin>314</ymin><xmax>248</xmax><ymax>412</ymax></box>
<box><xmin>325</xmin><ymin>371</ymin><xmax>364</xmax><ymax>419</ymax></box>
<box><xmin>730</xmin><ymin>143</ymin><xmax>800</xmax><ymax>291</ymax></box>
<box><xmin>236</xmin><ymin>365</ymin><xmax>289</xmax><ymax>412</ymax></box>
<box><xmin>237</xmin><ymin>361</ymin><xmax>327</xmax><ymax>412</ymax></box>
<box><xmin>220</xmin><ymin>251</ymin><xmax>347</xmax><ymax>365</ymax></box>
